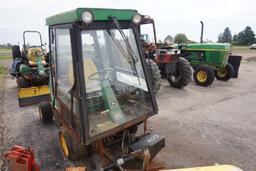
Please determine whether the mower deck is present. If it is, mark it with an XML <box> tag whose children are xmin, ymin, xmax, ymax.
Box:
<box><xmin>18</xmin><ymin>85</ymin><xmax>50</xmax><ymax>106</ymax></box>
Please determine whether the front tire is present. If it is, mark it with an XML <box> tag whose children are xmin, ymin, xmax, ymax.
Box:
<box><xmin>193</xmin><ymin>66</ymin><xmax>215</xmax><ymax>87</ymax></box>
<box><xmin>215</xmin><ymin>63</ymin><xmax>234</xmax><ymax>81</ymax></box>
<box><xmin>146</xmin><ymin>59</ymin><xmax>161</xmax><ymax>93</ymax></box>
<box><xmin>168</xmin><ymin>57</ymin><xmax>192</xmax><ymax>88</ymax></box>
<box><xmin>59</xmin><ymin>129</ymin><xmax>88</xmax><ymax>161</ymax></box>
<box><xmin>39</xmin><ymin>102</ymin><xmax>53</xmax><ymax>123</ymax></box>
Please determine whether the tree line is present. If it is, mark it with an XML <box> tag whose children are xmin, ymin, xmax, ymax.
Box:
<box><xmin>218</xmin><ymin>26</ymin><xmax>256</xmax><ymax>45</ymax></box>
<box><xmin>0</xmin><ymin>43</ymin><xmax>13</xmax><ymax>48</ymax></box>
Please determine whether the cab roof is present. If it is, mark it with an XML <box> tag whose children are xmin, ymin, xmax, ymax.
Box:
<box><xmin>46</xmin><ymin>8</ymin><xmax>138</xmax><ymax>26</ymax></box>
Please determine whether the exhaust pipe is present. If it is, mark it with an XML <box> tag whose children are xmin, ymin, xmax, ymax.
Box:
<box><xmin>200</xmin><ymin>21</ymin><xmax>204</xmax><ymax>43</ymax></box>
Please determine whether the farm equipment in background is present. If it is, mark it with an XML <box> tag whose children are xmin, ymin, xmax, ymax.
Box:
<box><xmin>180</xmin><ymin>43</ymin><xmax>233</xmax><ymax>86</ymax></box>
<box><xmin>139</xmin><ymin>18</ymin><xmax>192</xmax><ymax>92</ymax></box>
<box><xmin>9</xmin><ymin>31</ymin><xmax>50</xmax><ymax>106</ymax></box>
<box><xmin>180</xmin><ymin>21</ymin><xmax>235</xmax><ymax>87</ymax></box>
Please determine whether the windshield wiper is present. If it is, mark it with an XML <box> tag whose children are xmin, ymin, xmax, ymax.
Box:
<box><xmin>109</xmin><ymin>17</ymin><xmax>141</xmax><ymax>85</ymax></box>
<box><xmin>110</xmin><ymin>17</ymin><xmax>138</xmax><ymax>63</ymax></box>
<box><xmin>106</xmin><ymin>30</ymin><xmax>133</xmax><ymax>66</ymax></box>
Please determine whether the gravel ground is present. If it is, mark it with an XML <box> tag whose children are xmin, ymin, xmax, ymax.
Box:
<box><xmin>1</xmin><ymin>58</ymin><xmax>256</xmax><ymax>170</ymax></box>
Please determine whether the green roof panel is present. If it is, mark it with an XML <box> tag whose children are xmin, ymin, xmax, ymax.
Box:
<box><xmin>46</xmin><ymin>8</ymin><xmax>137</xmax><ymax>26</ymax></box>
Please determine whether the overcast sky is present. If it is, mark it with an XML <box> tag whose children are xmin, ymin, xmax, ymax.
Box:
<box><xmin>0</xmin><ymin>0</ymin><xmax>255</xmax><ymax>44</ymax></box>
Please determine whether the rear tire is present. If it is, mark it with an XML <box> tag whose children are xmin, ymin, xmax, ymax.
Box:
<box><xmin>193</xmin><ymin>66</ymin><xmax>215</xmax><ymax>87</ymax></box>
<box><xmin>168</xmin><ymin>57</ymin><xmax>192</xmax><ymax>88</ymax></box>
<box><xmin>215</xmin><ymin>63</ymin><xmax>234</xmax><ymax>81</ymax></box>
<box><xmin>146</xmin><ymin>59</ymin><xmax>161</xmax><ymax>93</ymax></box>
<box><xmin>59</xmin><ymin>129</ymin><xmax>88</xmax><ymax>161</ymax></box>
<box><xmin>17</xmin><ymin>77</ymin><xmax>31</xmax><ymax>88</ymax></box>
<box><xmin>39</xmin><ymin>102</ymin><xmax>53</xmax><ymax>123</ymax></box>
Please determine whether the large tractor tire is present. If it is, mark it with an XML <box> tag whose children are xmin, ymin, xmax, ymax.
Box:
<box><xmin>215</xmin><ymin>63</ymin><xmax>234</xmax><ymax>81</ymax></box>
<box><xmin>59</xmin><ymin>129</ymin><xmax>89</xmax><ymax>161</ymax></box>
<box><xmin>168</xmin><ymin>57</ymin><xmax>192</xmax><ymax>88</ymax></box>
<box><xmin>146</xmin><ymin>59</ymin><xmax>161</xmax><ymax>93</ymax></box>
<box><xmin>12</xmin><ymin>45</ymin><xmax>21</xmax><ymax>60</ymax></box>
<box><xmin>39</xmin><ymin>102</ymin><xmax>53</xmax><ymax>123</ymax></box>
<box><xmin>17</xmin><ymin>77</ymin><xmax>31</xmax><ymax>88</ymax></box>
<box><xmin>193</xmin><ymin>66</ymin><xmax>215</xmax><ymax>87</ymax></box>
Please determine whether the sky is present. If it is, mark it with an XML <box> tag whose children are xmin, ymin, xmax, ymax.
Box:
<box><xmin>0</xmin><ymin>0</ymin><xmax>256</xmax><ymax>44</ymax></box>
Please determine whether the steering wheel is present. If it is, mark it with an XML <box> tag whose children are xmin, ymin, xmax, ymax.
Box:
<box><xmin>88</xmin><ymin>68</ymin><xmax>115</xmax><ymax>81</ymax></box>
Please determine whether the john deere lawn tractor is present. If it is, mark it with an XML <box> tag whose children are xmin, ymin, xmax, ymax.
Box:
<box><xmin>9</xmin><ymin>31</ymin><xmax>50</xmax><ymax>106</ymax></box>
<box><xmin>180</xmin><ymin>22</ymin><xmax>234</xmax><ymax>87</ymax></box>
<box><xmin>39</xmin><ymin>8</ymin><xmax>165</xmax><ymax>170</ymax></box>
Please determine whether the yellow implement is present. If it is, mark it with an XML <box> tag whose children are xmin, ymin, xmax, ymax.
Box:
<box><xmin>18</xmin><ymin>85</ymin><xmax>50</xmax><ymax>106</ymax></box>
<box><xmin>161</xmin><ymin>165</ymin><xmax>243</xmax><ymax>171</ymax></box>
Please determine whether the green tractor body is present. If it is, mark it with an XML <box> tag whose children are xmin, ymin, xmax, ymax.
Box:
<box><xmin>180</xmin><ymin>43</ymin><xmax>234</xmax><ymax>86</ymax></box>
<box><xmin>182</xmin><ymin>43</ymin><xmax>230</xmax><ymax>69</ymax></box>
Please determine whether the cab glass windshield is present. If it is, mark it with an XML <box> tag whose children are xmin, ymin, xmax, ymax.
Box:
<box><xmin>81</xmin><ymin>28</ymin><xmax>154</xmax><ymax>137</ymax></box>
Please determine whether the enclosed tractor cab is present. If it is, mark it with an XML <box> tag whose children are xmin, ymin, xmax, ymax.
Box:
<box><xmin>139</xmin><ymin>18</ymin><xmax>192</xmax><ymax>90</ymax></box>
<box><xmin>180</xmin><ymin>43</ymin><xmax>234</xmax><ymax>86</ymax></box>
<box><xmin>10</xmin><ymin>31</ymin><xmax>50</xmax><ymax>106</ymax></box>
<box><xmin>39</xmin><ymin>8</ymin><xmax>165</xmax><ymax>170</ymax></box>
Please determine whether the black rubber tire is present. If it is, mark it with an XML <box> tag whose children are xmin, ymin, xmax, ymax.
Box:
<box><xmin>12</xmin><ymin>45</ymin><xmax>21</xmax><ymax>60</ymax></box>
<box><xmin>17</xmin><ymin>77</ymin><xmax>31</xmax><ymax>88</ymax></box>
<box><xmin>146</xmin><ymin>59</ymin><xmax>161</xmax><ymax>93</ymax></box>
<box><xmin>168</xmin><ymin>57</ymin><xmax>192</xmax><ymax>88</ymax></box>
<box><xmin>59</xmin><ymin>129</ymin><xmax>89</xmax><ymax>161</ymax></box>
<box><xmin>215</xmin><ymin>63</ymin><xmax>234</xmax><ymax>81</ymax></box>
<box><xmin>193</xmin><ymin>66</ymin><xmax>215</xmax><ymax>87</ymax></box>
<box><xmin>39</xmin><ymin>102</ymin><xmax>53</xmax><ymax>123</ymax></box>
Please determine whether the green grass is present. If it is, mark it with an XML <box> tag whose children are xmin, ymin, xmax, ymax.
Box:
<box><xmin>231</xmin><ymin>46</ymin><xmax>250</xmax><ymax>53</ymax></box>
<box><xmin>0</xmin><ymin>48</ymin><xmax>11</xmax><ymax>53</ymax></box>
<box><xmin>0</xmin><ymin>56</ymin><xmax>12</xmax><ymax>60</ymax></box>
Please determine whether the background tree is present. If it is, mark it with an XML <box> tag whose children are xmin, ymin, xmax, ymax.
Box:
<box><xmin>217</xmin><ymin>33</ymin><xmax>224</xmax><ymax>43</ymax></box>
<box><xmin>218</xmin><ymin>27</ymin><xmax>232</xmax><ymax>43</ymax></box>
<box><xmin>237</xmin><ymin>26</ymin><xmax>256</xmax><ymax>45</ymax></box>
<box><xmin>232</xmin><ymin>34</ymin><xmax>238</xmax><ymax>45</ymax></box>
<box><xmin>174</xmin><ymin>33</ymin><xmax>188</xmax><ymax>44</ymax></box>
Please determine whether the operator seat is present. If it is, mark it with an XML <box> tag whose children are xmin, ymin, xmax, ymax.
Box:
<box><xmin>27</xmin><ymin>47</ymin><xmax>47</xmax><ymax>66</ymax></box>
<box><xmin>68</xmin><ymin>58</ymin><xmax>100</xmax><ymax>93</ymax></box>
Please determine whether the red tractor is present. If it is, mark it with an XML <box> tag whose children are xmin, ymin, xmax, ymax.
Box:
<box><xmin>141</xmin><ymin>32</ymin><xmax>192</xmax><ymax>92</ymax></box>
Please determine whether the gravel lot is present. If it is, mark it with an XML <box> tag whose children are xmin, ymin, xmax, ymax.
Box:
<box><xmin>1</xmin><ymin>57</ymin><xmax>256</xmax><ymax>171</ymax></box>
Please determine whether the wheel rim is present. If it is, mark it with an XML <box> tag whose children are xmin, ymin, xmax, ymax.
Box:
<box><xmin>59</xmin><ymin>132</ymin><xmax>69</xmax><ymax>157</ymax></box>
<box><xmin>217</xmin><ymin>68</ymin><xmax>227</xmax><ymax>77</ymax></box>
<box><xmin>170</xmin><ymin>75</ymin><xmax>181</xmax><ymax>82</ymax></box>
<box><xmin>197</xmin><ymin>70</ymin><xmax>207</xmax><ymax>82</ymax></box>
<box><xmin>39</xmin><ymin>107</ymin><xmax>42</xmax><ymax>120</ymax></box>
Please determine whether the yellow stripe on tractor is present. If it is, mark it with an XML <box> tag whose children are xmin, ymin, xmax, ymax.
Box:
<box><xmin>160</xmin><ymin>165</ymin><xmax>243</xmax><ymax>171</ymax></box>
<box><xmin>18</xmin><ymin>85</ymin><xmax>51</xmax><ymax>106</ymax></box>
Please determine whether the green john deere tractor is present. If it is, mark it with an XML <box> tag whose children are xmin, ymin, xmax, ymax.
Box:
<box><xmin>181</xmin><ymin>43</ymin><xmax>233</xmax><ymax>86</ymax></box>
<box><xmin>180</xmin><ymin>22</ymin><xmax>234</xmax><ymax>87</ymax></box>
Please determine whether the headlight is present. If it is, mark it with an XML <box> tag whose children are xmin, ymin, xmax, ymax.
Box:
<box><xmin>132</xmin><ymin>14</ymin><xmax>142</xmax><ymax>24</ymax></box>
<box><xmin>81</xmin><ymin>11</ymin><xmax>93</xmax><ymax>24</ymax></box>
